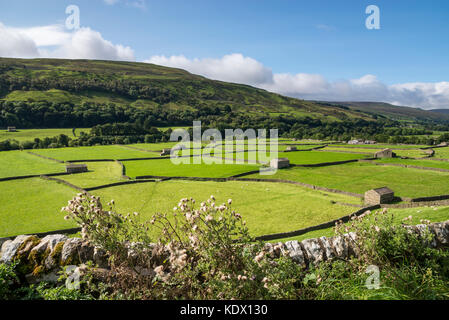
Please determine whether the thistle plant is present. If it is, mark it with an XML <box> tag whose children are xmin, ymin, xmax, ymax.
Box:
<box><xmin>61</xmin><ymin>192</ymin><xmax>153</xmax><ymax>267</ymax></box>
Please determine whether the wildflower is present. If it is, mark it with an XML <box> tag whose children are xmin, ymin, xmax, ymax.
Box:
<box><xmin>173</xmin><ymin>207</ymin><xmax>178</xmax><ymax>211</ymax></box>
<box><xmin>235</xmin><ymin>213</ymin><xmax>242</xmax><ymax>219</ymax></box>
<box><xmin>228</xmin><ymin>199</ymin><xmax>232</xmax><ymax>205</ymax></box>
<box><xmin>154</xmin><ymin>265</ymin><xmax>164</xmax><ymax>275</ymax></box>
<box><xmin>254</xmin><ymin>252</ymin><xmax>264</xmax><ymax>263</ymax></box>
<box><xmin>64</xmin><ymin>215</ymin><xmax>70</xmax><ymax>220</ymax></box>
<box><xmin>205</xmin><ymin>215</ymin><xmax>214</xmax><ymax>222</ymax></box>
<box><xmin>210</xmin><ymin>195</ymin><xmax>215</xmax><ymax>201</ymax></box>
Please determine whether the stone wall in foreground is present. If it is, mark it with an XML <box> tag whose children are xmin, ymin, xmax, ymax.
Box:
<box><xmin>1</xmin><ymin>220</ymin><xmax>448</xmax><ymax>284</ymax></box>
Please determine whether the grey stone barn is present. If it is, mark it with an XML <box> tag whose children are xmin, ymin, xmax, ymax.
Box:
<box><xmin>374</xmin><ymin>148</ymin><xmax>396</xmax><ymax>159</ymax></box>
<box><xmin>285</xmin><ymin>146</ymin><xmax>297</xmax><ymax>152</ymax></box>
<box><xmin>270</xmin><ymin>158</ymin><xmax>290</xmax><ymax>169</ymax></box>
<box><xmin>7</xmin><ymin>126</ymin><xmax>16</xmax><ymax>132</ymax></box>
<box><xmin>364</xmin><ymin>187</ymin><xmax>395</xmax><ymax>205</ymax></box>
<box><xmin>66</xmin><ymin>164</ymin><xmax>88</xmax><ymax>174</ymax></box>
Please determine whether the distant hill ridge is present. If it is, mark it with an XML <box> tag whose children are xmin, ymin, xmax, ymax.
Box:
<box><xmin>0</xmin><ymin>57</ymin><xmax>448</xmax><ymax>123</ymax></box>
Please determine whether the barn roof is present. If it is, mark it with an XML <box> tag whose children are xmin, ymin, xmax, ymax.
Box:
<box><xmin>371</xmin><ymin>187</ymin><xmax>394</xmax><ymax>195</ymax></box>
<box><xmin>66</xmin><ymin>164</ymin><xmax>87</xmax><ymax>168</ymax></box>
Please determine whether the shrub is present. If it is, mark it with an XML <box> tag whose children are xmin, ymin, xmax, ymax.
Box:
<box><xmin>62</xmin><ymin>194</ymin><xmax>304</xmax><ymax>299</ymax></box>
<box><xmin>300</xmin><ymin>209</ymin><xmax>449</xmax><ymax>300</ymax></box>
<box><xmin>0</xmin><ymin>262</ymin><xmax>20</xmax><ymax>299</ymax></box>
<box><xmin>61</xmin><ymin>194</ymin><xmax>449</xmax><ymax>300</ymax></box>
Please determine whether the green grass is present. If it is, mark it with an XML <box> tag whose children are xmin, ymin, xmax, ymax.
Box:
<box><xmin>59</xmin><ymin>161</ymin><xmax>125</xmax><ymax>189</ymax></box>
<box><xmin>245</xmin><ymin>162</ymin><xmax>449</xmax><ymax>198</ymax></box>
<box><xmin>201</xmin><ymin>149</ymin><xmax>368</xmax><ymax>165</ymax></box>
<box><xmin>123</xmin><ymin>158</ymin><xmax>259</xmax><ymax>178</ymax></box>
<box><xmin>0</xmin><ymin>150</ymin><xmax>65</xmax><ymax>178</ymax></box>
<box><xmin>435</xmin><ymin>147</ymin><xmax>449</xmax><ymax>159</ymax></box>
<box><xmin>323</xmin><ymin>147</ymin><xmax>427</xmax><ymax>158</ymax></box>
<box><xmin>32</xmin><ymin>145</ymin><xmax>156</xmax><ymax>161</ymax></box>
<box><xmin>282</xmin><ymin>151</ymin><xmax>368</xmax><ymax>164</ymax></box>
<box><xmin>92</xmin><ymin>180</ymin><xmax>360</xmax><ymax>237</ymax></box>
<box><xmin>0</xmin><ymin>178</ymin><xmax>76</xmax><ymax>237</ymax></box>
<box><xmin>126</xmin><ymin>142</ymin><xmax>188</xmax><ymax>152</ymax></box>
<box><xmin>276</xmin><ymin>205</ymin><xmax>449</xmax><ymax>243</ymax></box>
<box><xmin>0</xmin><ymin>128</ymin><xmax>90</xmax><ymax>142</ymax></box>
<box><xmin>375</xmin><ymin>158</ymin><xmax>449</xmax><ymax>170</ymax></box>
<box><xmin>331</xmin><ymin>143</ymin><xmax>428</xmax><ymax>149</ymax></box>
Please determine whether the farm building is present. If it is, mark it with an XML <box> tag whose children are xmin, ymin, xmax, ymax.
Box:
<box><xmin>270</xmin><ymin>158</ymin><xmax>290</xmax><ymax>169</ymax></box>
<box><xmin>66</xmin><ymin>164</ymin><xmax>88</xmax><ymax>174</ymax></box>
<box><xmin>348</xmin><ymin>139</ymin><xmax>376</xmax><ymax>145</ymax></box>
<box><xmin>374</xmin><ymin>148</ymin><xmax>396</xmax><ymax>158</ymax></box>
<box><xmin>348</xmin><ymin>139</ymin><xmax>364</xmax><ymax>145</ymax></box>
<box><xmin>364</xmin><ymin>187</ymin><xmax>395</xmax><ymax>205</ymax></box>
<box><xmin>437</xmin><ymin>142</ymin><xmax>448</xmax><ymax>147</ymax></box>
<box><xmin>285</xmin><ymin>146</ymin><xmax>297</xmax><ymax>152</ymax></box>
<box><xmin>424</xmin><ymin>149</ymin><xmax>435</xmax><ymax>156</ymax></box>
<box><xmin>7</xmin><ymin>126</ymin><xmax>16</xmax><ymax>132</ymax></box>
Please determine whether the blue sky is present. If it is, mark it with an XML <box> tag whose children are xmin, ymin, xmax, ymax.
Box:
<box><xmin>1</xmin><ymin>0</ymin><xmax>449</xmax><ymax>108</ymax></box>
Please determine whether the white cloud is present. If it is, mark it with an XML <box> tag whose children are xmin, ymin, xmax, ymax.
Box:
<box><xmin>145</xmin><ymin>53</ymin><xmax>449</xmax><ymax>109</ymax></box>
<box><xmin>0</xmin><ymin>23</ymin><xmax>39</xmax><ymax>58</ymax></box>
<box><xmin>146</xmin><ymin>54</ymin><xmax>273</xmax><ymax>86</ymax></box>
<box><xmin>0</xmin><ymin>22</ymin><xmax>134</xmax><ymax>61</ymax></box>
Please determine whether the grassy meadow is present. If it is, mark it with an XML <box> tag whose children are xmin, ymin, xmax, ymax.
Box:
<box><xmin>0</xmin><ymin>178</ymin><xmax>76</xmax><ymax>237</ymax></box>
<box><xmin>279</xmin><ymin>205</ymin><xmax>449</xmax><ymax>243</ymax></box>
<box><xmin>123</xmin><ymin>158</ymin><xmax>260</xmax><ymax>178</ymax></box>
<box><xmin>32</xmin><ymin>145</ymin><xmax>158</xmax><ymax>161</ymax></box>
<box><xmin>246</xmin><ymin>162</ymin><xmax>449</xmax><ymax>198</ymax></box>
<box><xmin>0</xmin><ymin>128</ymin><xmax>90</xmax><ymax>142</ymax></box>
<box><xmin>0</xmin><ymin>150</ymin><xmax>65</xmax><ymax>178</ymax></box>
<box><xmin>92</xmin><ymin>180</ymin><xmax>361</xmax><ymax>237</ymax></box>
<box><xmin>1</xmin><ymin>135</ymin><xmax>449</xmax><ymax>240</ymax></box>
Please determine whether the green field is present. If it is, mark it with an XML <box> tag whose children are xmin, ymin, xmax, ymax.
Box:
<box><xmin>322</xmin><ymin>147</ymin><xmax>427</xmax><ymax>158</ymax></box>
<box><xmin>32</xmin><ymin>145</ymin><xmax>158</xmax><ymax>161</ymax></box>
<box><xmin>1</xmin><ymin>138</ymin><xmax>449</xmax><ymax>239</ymax></box>
<box><xmin>92</xmin><ymin>180</ymin><xmax>360</xmax><ymax>237</ymax></box>
<box><xmin>435</xmin><ymin>147</ymin><xmax>449</xmax><ymax>159</ymax></box>
<box><xmin>0</xmin><ymin>178</ymin><xmax>76</xmax><ymax>237</ymax></box>
<box><xmin>0</xmin><ymin>128</ymin><xmax>90</xmax><ymax>142</ymax></box>
<box><xmin>281</xmin><ymin>150</ymin><xmax>368</xmax><ymax>164</ymax></box>
<box><xmin>246</xmin><ymin>162</ymin><xmax>449</xmax><ymax>198</ymax></box>
<box><xmin>331</xmin><ymin>143</ymin><xmax>428</xmax><ymax>149</ymax></box>
<box><xmin>279</xmin><ymin>206</ymin><xmax>449</xmax><ymax>243</ymax></box>
<box><xmin>123</xmin><ymin>158</ymin><xmax>259</xmax><ymax>178</ymax></box>
<box><xmin>375</xmin><ymin>158</ymin><xmax>449</xmax><ymax>170</ymax></box>
<box><xmin>0</xmin><ymin>150</ymin><xmax>65</xmax><ymax>178</ymax></box>
<box><xmin>202</xmin><ymin>149</ymin><xmax>368</xmax><ymax>164</ymax></box>
<box><xmin>59</xmin><ymin>161</ymin><xmax>125</xmax><ymax>188</ymax></box>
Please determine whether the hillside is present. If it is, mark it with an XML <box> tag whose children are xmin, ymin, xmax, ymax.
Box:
<box><xmin>0</xmin><ymin>58</ymin><xmax>375</xmax><ymax>122</ymax></box>
<box><xmin>431</xmin><ymin>109</ymin><xmax>449</xmax><ymax>115</ymax></box>
<box><xmin>316</xmin><ymin>101</ymin><xmax>449</xmax><ymax>123</ymax></box>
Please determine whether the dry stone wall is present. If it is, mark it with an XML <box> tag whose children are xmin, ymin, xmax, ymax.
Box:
<box><xmin>1</xmin><ymin>220</ymin><xmax>448</xmax><ymax>285</ymax></box>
